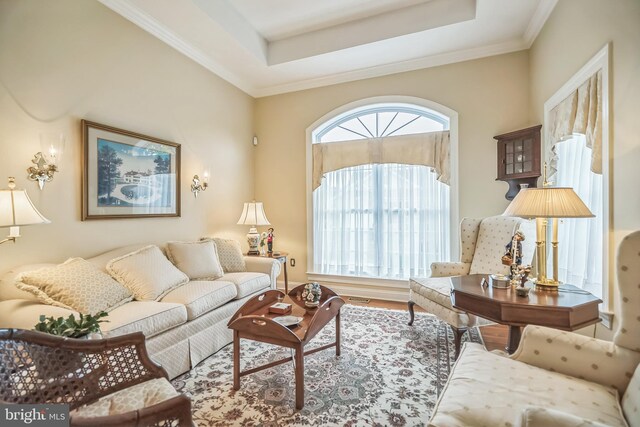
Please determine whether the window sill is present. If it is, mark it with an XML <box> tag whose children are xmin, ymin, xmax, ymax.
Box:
<box><xmin>306</xmin><ymin>272</ymin><xmax>409</xmax><ymax>289</ymax></box>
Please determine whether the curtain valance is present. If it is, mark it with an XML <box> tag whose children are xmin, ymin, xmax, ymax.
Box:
<box><xmin>312</xmin><ymin>130</ymin><xmax>450</xmax><ymax>190</ymax></box>
<box><xmin>548</xmin><ymin>70</ymin><xmax>602</xmax><ymax>176</ymax></box>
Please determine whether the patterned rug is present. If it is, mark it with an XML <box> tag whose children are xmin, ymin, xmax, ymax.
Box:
<box><xmin>172</xmin><ymin>305</ymin><xmax>483</xmax><ymax>426</ymax></box>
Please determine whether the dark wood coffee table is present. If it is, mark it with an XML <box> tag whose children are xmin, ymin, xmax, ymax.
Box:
<box><xmin>450</xmin><ymin>274</ymin><xmax>601</xmax><ymax>354</ymax></box>
<box><xmin>227</xmin><ymin>284</ymin><xmax>344</xmax><ymax>409</ymax></box>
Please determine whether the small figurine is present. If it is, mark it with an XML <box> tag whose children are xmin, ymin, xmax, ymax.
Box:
<box><xmin>267</xmin><ymin>227</ymin><xmax>274</xmax><ymax>254</ymax></box>
<box><xmin>502</xmin><ymin>230</ymin><xmax>525</xmax><ymax>267</ymax></box>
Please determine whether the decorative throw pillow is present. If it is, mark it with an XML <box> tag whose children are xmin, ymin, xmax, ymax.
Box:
<box><xmin>209</xmin><ymin>238</ymin><xmax>246</xmax><ymax>273</ymax></box>
<box><xmin>166</xmin><ymin>240</ymin><xmax>224</xmax><ymax>280</ymax></box>
<box><xmin>107</xmin><ymin>245</ymin><xmax>189</xmax><ymax>301</ymax></box>
<box><xmin>16</xmin><ymin>258</ymin><xmax>133</xmax><ymax>314</ymax></box>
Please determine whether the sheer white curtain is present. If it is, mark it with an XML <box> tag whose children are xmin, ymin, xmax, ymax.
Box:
<box><xmin>554</xmin><ymin>134</ymin><xmax>603</xmax><ymax>297</ymax></box>
<box><xmin>313</xmin><ymin>163</ymin><xmax>450</xmax><ymax>279</ymax></box>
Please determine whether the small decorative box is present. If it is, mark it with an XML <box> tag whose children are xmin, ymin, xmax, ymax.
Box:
<box><xmin>269</xmin><ymin>302</ymin><xmax>292</xmax><ymax>314</ymax></box>
<box><xmin>489</xmin><ymin>274</ymin><xmax>510</xmax><ymax>289</ymax></box>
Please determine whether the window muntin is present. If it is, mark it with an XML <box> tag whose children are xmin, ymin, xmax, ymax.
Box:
<box><xmin>312</xmin><ymin>103</ymin><xmax>451</xmax><ymax>280</ymax></box>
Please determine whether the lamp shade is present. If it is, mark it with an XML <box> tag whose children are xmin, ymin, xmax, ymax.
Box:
<box><xmin>503</xmin><ymin>187</ymin><xmax>594</xmax><ymax>218</ymax></box>
<box><xmin>0</xmin><ymin>181</ymin><xmax>50</xmax><ymax>227</ymax></box>
<box><xmin>236</xmin><ymin>202</ymin><xmax>270</xmax><ymax>226</ymax></box>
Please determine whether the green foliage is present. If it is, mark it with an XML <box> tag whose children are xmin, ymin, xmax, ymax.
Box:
<box><xmin>34</xmin><ymin>311</ymin><xmax>109</xmax><ymax>338</ymax></box>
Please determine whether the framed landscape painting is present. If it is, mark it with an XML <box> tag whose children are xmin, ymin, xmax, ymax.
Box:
<box><xmin>82</xmin><ymin>120</ymin><xmax>181</xmax><ymax>220</ymax></box>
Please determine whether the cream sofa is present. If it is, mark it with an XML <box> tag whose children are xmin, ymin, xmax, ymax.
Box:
<box><xmin>0</xmin><ymin>243</ymin><xmax>281</xmax><ymax>379</ymax></box>
<box><xmin>428</xmin><ymin>231</ymin><xmax>640</xmax><ymax>427</ymax></box>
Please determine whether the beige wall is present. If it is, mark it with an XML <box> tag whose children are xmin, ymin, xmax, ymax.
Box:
<box><xmin>255</xmin><ymin>52</ymin><xmax>532</xmax><ymax>282</ymax></box>
<box><xmin>0</xmin><ymin>0</ymin><xmax>255</xmax><ymax>274</ymax></box>
<box><xmin>529</xmin><ymin>0</ymin><xmax>640</xmax><ymax>338</ymax></box>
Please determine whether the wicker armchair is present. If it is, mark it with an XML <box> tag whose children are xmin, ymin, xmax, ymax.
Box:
<box><xmin>0</xmin><ymin>329</ymin><xmax>192</xmax><ymax>427</ymax></box>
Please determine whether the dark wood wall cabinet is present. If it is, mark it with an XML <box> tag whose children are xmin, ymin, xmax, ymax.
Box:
<box><xmin>494</xmin><ymin>125</ymin><xmax>542</xmax><ymax>200</ymax></box>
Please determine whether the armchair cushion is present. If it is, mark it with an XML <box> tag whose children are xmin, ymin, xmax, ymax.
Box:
<box><xmin>622</xmin><ymin>363</ymin><xmax>640</xmax><ymax>427</ymax></box>
<box><xmin>517</xmin><ymin>407</ymin><xmax>612</xmax><ymax>427</ymax></box>
<box><xmin>430</xmin><ymin>262</ymin><xmax>471</xmax><ymax>278</ymax></box>
<box><xmin>71</xmin><ymin>377</ymin><xmax>179</xmax><ymax>418</ymax></box>
<box><xmin>410</xmin><ymin>277</ymin><xmax>462</xmax><ymax>310</ymax></box>
<box><xmin>511</xmin><ymin>325</ymin><xmax>640</xmax><ymax>394</ymax></box>
<box><xmin>429</xmin><ymin>343</ymin><xmax>626</xmax><ymax>427</ymax></box>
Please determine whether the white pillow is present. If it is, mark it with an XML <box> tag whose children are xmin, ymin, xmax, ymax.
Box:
<box><xmin>166</xmin><ymin>240</ymin><xmax>224</xmax><ymax>280</ymax></box>
<box><xmin>210</xmin><ymin>238</ymin><xmax>246</xmax><ymax>273</ymax></box>
<box><xmin>107</xmin><ymin>245</ymin><xmax>189</xmax><ymax>301</ymax></box>
<box><xmin>16</xmin><ymin>258</ymin><xmax>133</xmax><ymax>314</ymax></box>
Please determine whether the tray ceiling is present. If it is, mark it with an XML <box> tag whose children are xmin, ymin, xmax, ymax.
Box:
<box><xmin>99</xmin><ymin>0</ymin><xmax>557</xmax><ymax>97</ymax></box>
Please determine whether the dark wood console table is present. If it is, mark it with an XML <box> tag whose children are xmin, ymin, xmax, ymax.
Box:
<box><xmin>450</xmin><ymin>274</ymin><xmax>601</xmax><ymax>354</ymax></box>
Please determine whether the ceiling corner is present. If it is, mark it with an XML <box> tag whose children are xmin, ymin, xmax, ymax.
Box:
<box><xmin>523</xmin><ymin>0</ymin><xmax>559</xmax><ymax>47</ymax></box>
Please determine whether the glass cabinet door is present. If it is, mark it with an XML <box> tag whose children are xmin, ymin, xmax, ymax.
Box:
<box><xmin>504</xmin><ymin>138</ymin><xmax>534</xmax><ymax>176</ymax></box>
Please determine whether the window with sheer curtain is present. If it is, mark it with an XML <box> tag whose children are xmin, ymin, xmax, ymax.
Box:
<box><xmin>555</xmin><ymin>134</ymin><xmax>603</xmax><ymax>298</ymax></box>
<box><xmin>312</xmin><ymin>104</ymin><xmax>451</xmax><ymax>280</ymax></box>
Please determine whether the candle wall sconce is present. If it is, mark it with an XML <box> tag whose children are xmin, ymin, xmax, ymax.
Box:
<box><xmin>27</xmin><ymin>133</ymin><xmax>65</xmax><ymax>190</ymax></box>
<box><xmin>191</xmin><ymin>170</ymin><xmax>209</xmax><ymax>198</ymax></box>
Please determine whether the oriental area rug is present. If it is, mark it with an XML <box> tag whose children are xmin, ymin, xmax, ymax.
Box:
<box><xmin>172</xmin><ymin>306</ymin><xmax>483</xmax><ymax>427</ymax></box>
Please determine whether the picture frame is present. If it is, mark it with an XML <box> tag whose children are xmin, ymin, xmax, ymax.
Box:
<box><xmin>81</xmin><ymin>120</ymin><xmax>181</xmax><ymax>220</ymax></box>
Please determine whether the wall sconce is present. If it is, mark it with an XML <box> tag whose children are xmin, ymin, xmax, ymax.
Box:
<box><xmin>191</xmin><ymin>170</ymin><xmax>209</xmax><ymax>198</ymax></box>
<box><xmin>0</xmin><ymin>177</ymin><xmax>50</xmax><ymax>245</ymax></box>
<box><xmin>27</xmin><ymin>132</ymin><xmax>65</xmax><ymax>190</ymax></box>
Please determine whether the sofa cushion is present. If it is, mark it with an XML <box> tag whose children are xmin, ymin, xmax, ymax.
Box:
<box><xmin>160</xmin><ymin>280</ymin><xmax>237</xmax><ymax>320</ymax></box>
<box><xmin>211</xmin><ymin>238</ymin><xmax>246</xmax><ymax>273</ymax></box>
<box><xmin>0</xmin><ymin>264</ymin><xmax>55</xmax><ymax>302</ymax></box>
<box><xmin>72</xmin><ymin>378</ymin><xmax>179</xmax><ymax>418</ymax></box>
<box><xmin>217</xmin><ymin>272</ymin><xmax>270</xmax><ymax>299</ymax></box>
<box><xmin>429</xmin><ymin>343</ymin><xmax>626</xmax><ymax>427</ymax></box>
<box><xmin>107</xmin><ymin>245</ymin><xmax>189</xmax><ymax>301</ymax></box>
<box><xmin>166</xmin><ymin>240</ymin><xmax>224</xmax><ymax>280</ymax></box>
<box><xmin>101</xmin><ymin>301</ymin><xmax>187</xmax><ymax>338</ymax></box>
<box><xmin>16</xmin><ymin>258</ymin><xmax>133</xmax><ymax>314</ymax></box>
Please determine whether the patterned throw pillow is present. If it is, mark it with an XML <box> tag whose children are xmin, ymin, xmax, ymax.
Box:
<box><xmin>16</xmin><ymin>258</ymin><xmax>133</xmax><ymax>314</ymax></box>
<box><xmin>166</xmin><ymin>240</ymin><xmax>224</xmax><ymax>280</ymax></box>
<box><xmin>209</xmin><ymin>238</ymin><xmax>246</xmax><ymax>273</ymax></box>
<box><xmin>107</xmin><ymin>245</ymin><xmax>189</xmax><ymax>301</ymax></box>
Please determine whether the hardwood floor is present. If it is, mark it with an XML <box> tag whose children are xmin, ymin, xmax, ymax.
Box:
<box><xmin>343</xmin><ymin>296</ymin><xmax>508</xmax><ymax>352</ymax></box>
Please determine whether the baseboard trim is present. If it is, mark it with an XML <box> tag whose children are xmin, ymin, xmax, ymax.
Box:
<box><xmin>277</xmin><ymin>279</ymin><xmax>409</xmax><ymax>303</ymax></box>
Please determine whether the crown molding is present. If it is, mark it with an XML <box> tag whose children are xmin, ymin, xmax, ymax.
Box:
<box><xmin>523</xmin><ymin>0</ymin><xmax>558</xmax><ymax>47</ymax></box>
<box><xmin>98</xmin><ymin>0</ymin><xmax>258</xmax><ymax>96</ymax></box>
<box><xmin>254</xmin><ymin>39</ymin><xmax>528</xmax><ymax>98</ymax></box>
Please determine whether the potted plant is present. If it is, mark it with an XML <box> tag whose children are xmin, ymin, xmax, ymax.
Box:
<box><xmin>34</xmin><ymin>311</ymin><xmax>109</xmax><ymax>339</ymax></box>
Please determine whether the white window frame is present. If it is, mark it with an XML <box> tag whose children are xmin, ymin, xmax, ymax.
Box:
<box><xmin>543</xmin><ymin>44</ymin><xmax>611</xmax><ymax>323</ymax></box>
<box><xmin>305</xmin><ymin>96</ymin><xmax>460</xmax><ymax>288</ymax></box>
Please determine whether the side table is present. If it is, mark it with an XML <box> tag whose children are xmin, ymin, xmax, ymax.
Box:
<box><xmin>247</xmin><ymin>252</ymin><xmax>289</xmax><ymax>293</ymax></box>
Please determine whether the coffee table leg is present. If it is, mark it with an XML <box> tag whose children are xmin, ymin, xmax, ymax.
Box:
<box><xmin>506</xmin><ymin>325</ymin><xmax>522</xmax><ymax>354</ymax></box>
<box><xmin>295</xmin><ymin>343</ymin><xmax>304</xmax><ymax>409</ymax></box>
<box><xmin>233</xmin><ymin>330</ymin><xmax>240</xmax><ymax>390</ymax></box>
<box><xmin>335</xmin><ymin>312</ymin><xmax>341</xmax><ymax>356</ymax></box>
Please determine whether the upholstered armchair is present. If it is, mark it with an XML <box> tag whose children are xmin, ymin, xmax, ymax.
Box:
<box><xmin>428</xmin><ymin>230</ymin><xmax>640</xmax><ymax>427</ymax></box>
<box><xmin>408</xmin><ymin>215</ymin><xmax>535</xmax><ymax>356</ymax></box>
<box><xmin>0</xmin><ymin>330</ymin><xmax>192</xmax><ymax>427</ymax></box>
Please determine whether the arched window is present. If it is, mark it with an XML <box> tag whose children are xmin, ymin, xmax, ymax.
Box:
<box><xmin>309</xmin><ymin>102</ymin><xmax>454</xmax><ymax>280</ymax></box>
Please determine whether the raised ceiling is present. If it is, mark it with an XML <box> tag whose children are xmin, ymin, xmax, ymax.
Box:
<box><xmin>99</xmin><ymin>0</ymin><xmax>558</xmax><ymax>97</ymax></box>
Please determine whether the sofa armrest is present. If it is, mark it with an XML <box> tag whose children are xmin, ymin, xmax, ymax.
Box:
<box><xmin>430</xmin><ymin>262</ymin><xmax>471</xmax><ymax>278</ymax></box>
<box><xmin>0</xmin><ymin>299</ymin><xmax>78</xmax><ymax>330</ymax></box>
<box><xmin>243</xmin><ymin>257</ymin><xmax>281</xmax><ymax>289</ymax></box>
<box><xmin>511</xmin><ymin>325</ymin><xmax>640</xmax><ymax>393</ymax></box>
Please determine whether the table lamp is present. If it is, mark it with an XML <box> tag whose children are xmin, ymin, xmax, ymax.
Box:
<box><xmin>0</xmin><ymin>177</ymin><xmax>50</xmax><ymax>245</ymax></box>
<box><xmin>502</xmin><ymin>174</ymin><xmax>593</xmax><ymax>289</ymax></box>
<box><xmin>237</xmin><ymin>201</ymin><xmax>270</xmax><ymax>255</ymax></box>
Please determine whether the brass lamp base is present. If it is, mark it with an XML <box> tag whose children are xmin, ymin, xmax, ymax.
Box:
<box><xmin>534</xmin><ymin>277</ymin><xmax>561</xmax><ymax>291</ymax></box>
